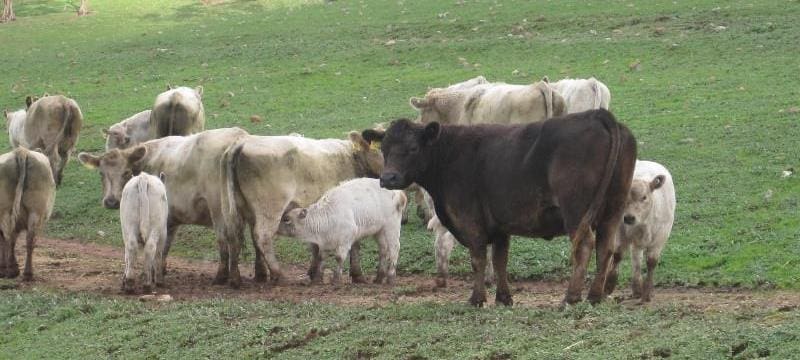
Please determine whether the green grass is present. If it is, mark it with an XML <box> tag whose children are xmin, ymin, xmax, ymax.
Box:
<box><xmin>1</xmin><ymin>291</ymin><xmax>798</xmax><ymax>359</ymax></box>
<box><xmin>2</xmin><ymin>0</ymin><xmax>798</xmax><ymax>286</ymax></box>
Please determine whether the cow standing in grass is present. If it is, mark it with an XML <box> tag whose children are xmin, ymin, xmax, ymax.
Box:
<box><xmin>549</xmin><ymin>77</ymin><xmax>611</xmax><ymax>113</ymax></box>
<box><xmin>104</xmin><ymin>110</ymin><xmax>152</xmax><ymax>151</ymax></box>
<box><xmin>604</xmin><ymin>160</ymin><xmax>676</xmax><ymax>302</ymax></box>
<box><xmin>278</xmin><ymin>178</ymin><xmax>407</xmax><ymax>285</ymax></box>
<box><xmin>120</xmin><ymin>172</ymin><xmax>169</xmax><ymax>294</ymax></box>
<box><xmin>150</xmin><ymin>86</ymin><xmax>205</xmax><ymax>138</ymax></box>
<box><xmin>363</xmin><ymin>109</ymin><xmax>636</xmax><ymax>306</ymax></box>
<box><xmin>0</xmin><ymin>148</ymin><xmax>56</xmax><ymax>281</ymax></box>
<box><xmin>17</xmin><ymin>95</ymin><xmax>83</xmax><ymax>186</ymax></box>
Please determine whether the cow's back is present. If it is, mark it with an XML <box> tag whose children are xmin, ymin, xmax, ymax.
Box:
<box><xmin>150</xmin><ymin>88</ymin><xmax>205</xmax><ymax>138</ymax></box>
<box><xmin>0</xmin><ymin>149</ymin><xmax>55</xmax><ymax>225</ymax></box>
<box><xmin>552</xmin><ymin>78</ymin><xmax>611</xmax><ymax>113</ymax></box>
<box><xmin>24</xmin><ymin>95</ymin><xmax>83</xmax><ymax>150</ymax></box>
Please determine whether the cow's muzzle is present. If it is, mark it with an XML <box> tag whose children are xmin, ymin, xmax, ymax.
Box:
<box><xmin>623</xmin><ymin>215</ymin><xmax>636</xmax><ymax>225</ymax></box>
<box><xmin>379</xmin><ymin>172</ymin><xmax>405</xmax><ymax>190</ymax></box>
<box><xmin>104</xmin><ymin>198</ymin><xmax>120</xmax><ymax>209</ymax></box>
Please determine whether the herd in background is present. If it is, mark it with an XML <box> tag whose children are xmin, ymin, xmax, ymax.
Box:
<box><xmin>0</xmin><ymin>74</ymin><xmax>676</xmax><ymax>306</ymax></box>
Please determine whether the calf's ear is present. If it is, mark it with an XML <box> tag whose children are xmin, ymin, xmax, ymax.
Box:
<box><xmin>409</xmin><ymin>97</ymin><xmax>430</xmax><ymax>109</ymax></box>
<box><xmin>349</xmin><ymin>131</ymin><xmax>370</xmax><ymax>151</ymax></box>
<box><xmin>650</xmin><ymin>175</ymin><xmax>666</xmax><ymax>191</ymax></box>
<box><xmin>25</xmin><ymin>96</ymin><xmax>34</xmax><ymax>109</ymax></box>
<box><xmin>159</xmin><ymin>172</ymin><xmax>167</xmax><ymax>184</ymax></box>
<box><xmin>128</xmin><ymin>146</ymin><xmax>147</xmax><ymax>165</ymax></box>
<box><xmin>423</xmin><ymin>122</ymin><xmax>441</xmax><ymax>145</ymax></box>
<box><xmin>362</xmin><ymin>129</ymin><xmax>385</xmax><ymax>145</ymax></box>
<box><xmin>3</xmin><ymin>109</ymin><xmax>8</xmax><ymax>120</ymax></box>
<box><xmin>78</xmin><ymin>152</ymin><xmax>101</xmax><ymax>169</ymax></box>
<box><xmin>298</xmin><ymin>208</ymin><xmax>308</xmax><ymax>219</ymax></box>
<box><xmin>195</xmin><ymin>85</ymin><xmax>204</xmax><ymax>97</ymax></box>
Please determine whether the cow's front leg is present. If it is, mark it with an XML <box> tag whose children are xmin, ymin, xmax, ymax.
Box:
<box><xmin>163</xmin><ymin>225</ymin><xmax>178</xmax><ymax>276</ymax></box>
<box><xmin>491</xmin><ymin>235</ymin><xmax>512</xmax><ymax>306</ymax></box>
<box><xmin>253</xmin><ymin>226</ymin><xmax>268</xmax><ymax>282</ymax></box>
<box><xmin>0</xmin><ymin>233</ymin><xmax>7</xmax><ymax>278</ymax></box>
<box><xmin>307</xmin><ymin>243</ymin><xmax>324</xmax><ymax>285</ymax></box>
<box><xmin>349</xmin><ymin>242</ymin><xmax>367</xmax><ymax>284</ymax></box>
<box><xmin>211</xmin><ymin>224</ymin><xmax>231</xmax><ymax>285</ymax></box>
<box><xmin>468</xmin><ymin>243</ymin><xmax>488</xmax><ymax>307</ymax></box>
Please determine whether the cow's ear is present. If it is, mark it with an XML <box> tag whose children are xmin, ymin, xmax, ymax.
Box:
<box><xmin>101</xmin><ymin>128</ymin><xmax>110</xmax><ymax>138</ymax></box>
<box><xmin>195</xmin><ymin>85</ymin><xmax>203</xmax><ymax>97</ymax></box>
<box><xmin>159</xmin><ymin>172</ymin><xmax>167</xmax><ymax>184</ymax></box>
<box><xmin>423</xmin><ymin>122</ymin><xmax>441</xmax><ymax>145</ymax></box>
<box><xmin>128</xmin><ymin>146</ymin><xmax>147</xmax><ymax>164</ymax></box>
<box><xmin>298</xmin><ymin>208</ymin><xmax>308</xmax><ymax>219</ymax></box>
<box><xmin>541</xmin><ymin>76</ymin><xmax>550</xmax><ymax>83</ymax></box>
<box><xmin>166</xmin><ymin>84</ymin><xmax>173</xmax><ymax>91</ymax></box>
<box><xmin>409</xmin><ymin>97</ymin><xmax>430</xmax><ymax>109</ymax></box>
<box><xmin>349</xmin><ymin>131</ymin><xmax>371</xmax><ymax>151</ymax></box>
<box><xmin>25</xmin><ymin>96</ymin><xmax>33</xmax><ymax>109</ymax></box>
<box><xmin>285</xmin><ymin>201</ymin><xmax>301</xmax><ymax>212</ymax></box>
<box><xmin>3</xmin><ymin>109</ymin><xmax>8</xmax><ymax>120</ymax></box>
<box><xmin>362</xmin><ymin>129</ymin><xmax>385</xmax><ymax>145</ymax></box>
<box><xmin>650</xmin><ymin>175</ymin><xmax>666</xmax><ymax>191</ymax></box>
<box><xmin>78</xmin><ymin>152</ymin><xmax>101</xmax><ymax>169</ymax></box>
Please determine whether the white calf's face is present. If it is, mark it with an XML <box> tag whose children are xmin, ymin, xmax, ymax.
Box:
<box><xmin>623</xmin><ymin>175</ymin><xmax>665</xmax><ymax>226</ymax></box>
<box><xmin>278</xmin><ymin>208</ymin><xmax>308</xmax><ymax>237</ymax></box>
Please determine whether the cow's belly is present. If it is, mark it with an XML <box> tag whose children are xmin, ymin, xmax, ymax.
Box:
<box><xmin>500</xmin><ymin>205</ymin><xmax>565</xmax><ymax>240</ymax></box>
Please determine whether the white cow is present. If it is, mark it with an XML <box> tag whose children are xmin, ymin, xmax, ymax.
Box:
<box><xmin>549</xmin><ymin>77</ymin><xmax>611</xmax><ymax>113</ymax></box>
<box><xmin>422</xmin><ymin>189</ymin><xmax>493</xmax><ymax>287</ymax></box>
<box><xmin>278</xmin><ymin>178</ymin><xmax>407</xmax><ymax>285</ymax></box>
<box><xmin>606</xmin><ymin>160</ymin><xmax>675</xmax><ymax>302</ymax></box>
<box><xmin>150</xmin><ymin>86</ymin><xmax>205</xmax><ymax>138</ymax></box>
<box><xmin>4</xmin><ymin>109</ymin><xmax>26</xmax><ymax>148</ymax></box>
<box><xmin>120</xmin><ymin>172</ymin><xmax>169</xmax><ymax>294</ymax></box>
<box><xmin>104</xmin><ymin>110</ymin><xmax>152</xmax><ymax>151</ymax></box>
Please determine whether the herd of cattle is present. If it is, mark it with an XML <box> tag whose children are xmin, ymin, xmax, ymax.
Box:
<box><xmin>0</xmin><ymin>76</ymin><xmax>676</xmax><ymax>306</ymax></box>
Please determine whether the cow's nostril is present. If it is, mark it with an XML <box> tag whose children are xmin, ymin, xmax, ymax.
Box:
<box><xmin>623</xmin><ymin>215</ymin><xmax>635</xmax><ymax>225</ymax></box>
<box><xmin>104</xmin><ymin>198</ymin><xmax>120</xmax><ymax>209</ymax></box>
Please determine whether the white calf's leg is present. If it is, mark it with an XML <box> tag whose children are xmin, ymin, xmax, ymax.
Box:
<box><xmin>434</xmin><ymin>231</ymin><xmax>454</xmax><ymax>287</ymax></box>
<box><xmin>630</xmin><ymin>247</ymin><xmax>644</xmax><ymax>298</ymax></box>
<box><xmin>143</xmin><ymin>234</ymin><xmax>158</xmax><ymax>293</ymax></box>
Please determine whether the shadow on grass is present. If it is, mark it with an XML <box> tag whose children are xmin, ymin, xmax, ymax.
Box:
<box><xmin>13</xmin><ymin>0</ymin><xmax>70</xmax><ymax>18</ymax></box>
<box><xmin>142</xmin><ymin>0</ymin><xmax>268</xmax><ymax>22</ymax></box>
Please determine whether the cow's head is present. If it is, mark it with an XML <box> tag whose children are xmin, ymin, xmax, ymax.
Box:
<box><xmin>363</xmin><ymin>118</ymin><xmax>440</xmax><ymax>190</ymax></box>
<box><xmin>278</xmin><ymin>202</ymin><xmax>309</xmax><ymax>238</ymax></box>
<box><xmin>409</xmin><ymin>91</ymin><xmax>442</xmax><ymax>124</ymax></box>
<box><xmin>349</xmin><ymin>131</ymin><xmax>384</xmax><ymax>178</ymax></box>
<box><xmin>103</xmin><ymin>127</ymin><xmax>131</xmax><ymax>150</ymax></box>
<box><xmin>623</xmin><ymin>175</ymin><xmax>666</xmax><ymax>226</ymax></box>
<box><xmin>78</xmin><ymin>146</ymin><xmax>147</xmax><ymax>209</ymax></box>
<box><xmin>25</xmin><ymin>96</ymin><xmax>38</xmax><ymax>109</ymax></box>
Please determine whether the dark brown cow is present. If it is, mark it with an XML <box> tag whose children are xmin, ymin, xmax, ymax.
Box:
<box><xmin>362</xmin><ymin>109</ymin><xmax>636</xmax><ymax>306</ymax></box>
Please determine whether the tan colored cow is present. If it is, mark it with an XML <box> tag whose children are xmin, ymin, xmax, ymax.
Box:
<box><xmin>0</xmin><ymin>148</ymin><xmax>56</xmax><ymax>281</ymax></box>
<box><xmin>410</xmin><ymin>79</ymin><xmax>566</xmax><ymax>125</ymax></box>
<box><xmin>20</xmin><ymin>95</ymin><xmax>83</xmax><ymax>186</ymax></box>
<box><xmin>549</xmin><ymin>77</ymin><xmax>611</xmax><ymax>113</ymax></box>
<box><xmin>149</xmin><ymin>86</ymin><xmax>205</xmax><ymax>139</ymax></box>
<box><xmin>78</xmin><ymin>128</ymin><xmax>249</xmax><ymax>285</ymax></box>
<box><xmin>104</xmin><ymin>110</ymin><xmax>152</xmax><ymax>151</ymax></box>
<box><xmin>220</xmin><ymin>132</ymin><xmax>384</xmax><ymax>286</ymax></box>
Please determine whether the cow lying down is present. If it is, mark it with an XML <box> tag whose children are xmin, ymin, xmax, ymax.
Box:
<box><xmin>120</xmin><ymin>172</ymin><xmax>168</xmax><ymax>294</ymax></box>
<box><xmin>278</xmin><ymin>178</ymin><xmax>407</xmax><ymax>285</ymax></box>
<box><xmin>605</xmin><ymin>160</ymin><xmax>675</xmax><ymax>302</ymax></box>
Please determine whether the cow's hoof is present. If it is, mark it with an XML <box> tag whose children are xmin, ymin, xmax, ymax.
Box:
<box><xmin>22</xmin><ymin>272</ymin><xmax>33</xmax><ymax>282</ymax></box>
<box><xmin>386</xmin><ymin>275</ymin><xmax>396</xmax><ymax>286</ymax></box>
<box><xmin>435</xmin><ymin>277</ymin><xmax>447</xmax><ymax>288</ymax></box>
<box><xmin>373</xmin><ymin>275</ymin><xmax>385</xmax><ymax>284</ymax></box>
<box><xmin>309</xmin><ymin>277</ymin><xmax>323</xmax><ymax>285</ymax></box>
<box><xmin>496</xmin><ymin>292</ymin><xmax>513</xmax><ymax>307</ymax></box>
<box><xmin>562</xmin><ymin>294</ymin><xmax>582</xmax><ymax>306</ymax></box>
<box><xmin>228</xmin><ymin>277</ymin><xmax>242</xmax><ymax>289</ymax></box>
<box><xmin>142</xmin><ymin>284</ymin><xmax>153</xmax><ymax>294</ymax></box>
<box><xmin>6</xmin><ymin>268</ymin><xmax>19</xmax><ymax>279</ymax></box>
<box><xmin>270</xmin><ymin>274</ymin><xmax>288</xmax><ymax>286</ymax></box>
<box><xmin>212</xmin><ymin>275</ymin><xmax>228</xmax><ymax>285</ymax></box>
<box><xmin>468</xmin><ymin>294</ymin><xmax>486</xmax><ymax>307</ymax></box>
<box><xmin>155</xmin><ymin>281</ymin><xmax>166</xmax><ymax>288</ymax></box>
<box><xmin>586</xmin><ymin>291</ymin><xmax>605</xmax><ymax>305</ymax></box>
<box><xmin>253</xmin><ymin>272</ymin><xmax>268</xmax><ymax>283</ymax></box>
<box><xmin>121</xmin><ymin>280</ymin><xmax>135</xmax><ymax>294</ymax></box>
<box><xmin>351</xmin><ymin>274</ymin><xmax>368</xmax><ymax>284</ymax></box>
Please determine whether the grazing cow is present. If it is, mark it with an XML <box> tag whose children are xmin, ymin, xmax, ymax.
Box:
<box><xmin>446</xmin><ymin>75</ymin><xmax>489</xmax><ymax>90</ymax></box>
<box><xmin>423</xmin><ymin>189</ymin><xmax>493</xmax><ymax>288</ymax></box>
<box><xmin>278</xmin><ymin>178</ymin><xmax>407</xmax><ymax>285</ymax></box>
<box><xmin>104</xmin><ymin>110</ymin><xmax>152</xmax><ymax>151</ymax></box>
<box><xmin>0</xmin><ymin>148</ymin><xmax>56</xmax><ymax>281</ymax></box>
<box><xmin>604</xmin><ymin>160</ymin><xmax>675</xmax><ymax>302</ymax></box>
<box><xmin>78</xmin><ymin>128</ymin><xmax>249</xmax><ymax>286</ymax></box>
<box><xmin>149</xmin><ymin>86</ymin><xmax>205</xmax><ymax>139</ymax></box>
<box><xmin>4</xmin><ymin>109</ymin><xmax>26</xmax><ymax>148</ymax></box>
<box><xmin>120</xmin><ymin>172</ymin><xmax>169</xmax><ymax>294</ymax></box>
<box><xmin>409</xmin><ymin>79</ymin><xmax>566</xmax><ymax>125</ymax></box>
<box><xmin>220</xmin><ymin>132</ymin><xmax>384</xmax><ymax>286</ymax></box>
<box><xmin>20</xmin><ymin>95</ymin><xmax>83</xmax><ymax>186</ymax></box>
<box><xmin>549</xmin><ymin>77</ymin><xmax>611</xmax><ymax>113</ymax></box>
<box><xmin>363</xmin><ymin>109</ymin><xmax>637</xmax><ymax>306</ymax></box>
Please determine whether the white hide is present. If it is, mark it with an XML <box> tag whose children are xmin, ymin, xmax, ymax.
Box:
<box><xmin>105</xmin><ymin>110</ymin><xmax>152</xmax><ymax>151</ymax></box>
<box><xmin>550</xmin><ymin>77</ymin><xmax>611</xmax><ymax>113</ymax></box>
<box><xmin>5</xmin><ymin>109</ymin><xmax>27</xmax><ymax>148</ymax></box>
<box><xmin>278</xmin><ymin>178</ymin><xmax>407</xmax><ymax>285</ymax></box>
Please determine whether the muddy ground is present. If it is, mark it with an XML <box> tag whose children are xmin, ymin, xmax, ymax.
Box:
<box><xmin>4</xmin><ymin>238</ymin><xmax>798</xmax><ymax>313</ymax></box>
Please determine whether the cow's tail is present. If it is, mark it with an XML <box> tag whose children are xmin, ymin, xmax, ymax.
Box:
<box><xmin>5</xmin><ymin>149</ymin><xmax>29</xmax><ymax>238</ymax></box>
<box><xmin>221</xmin><ymin>141</ymin><xmax>246</xmax><ymax>240</ymax></box>
<box><xmin>136</xmin><ymin>177</ymin><xmax>150</xmax><ymax>240</ymax></box>
<box><xmin>167</xmin><ymin>92</ymin><xmax>189</xmax><ymax>136</ymax></box>
<box><xmin>590</xmin><ymin>78</ymin><xmax>602</xmax><ymax>110</ymax></box>
<box><xmin>537</xmin><ymin>82</ymin><xmax>554</xmax><ymax>119</ymax></box>
<box><xmin>573</xmin><ymin>110</ymin><xmax>622</xmax><ymax>243</ymax></box>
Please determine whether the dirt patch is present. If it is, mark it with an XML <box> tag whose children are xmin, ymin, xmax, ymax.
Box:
<box><xmin>5</xmin><ymin>238</ymin><xmax>799</xmax><ymax>311</ymax></box>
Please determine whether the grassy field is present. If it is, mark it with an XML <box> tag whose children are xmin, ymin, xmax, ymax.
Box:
<box><xmin>1</xmin><ymin>0</ymin><xmax>799</xmax><ymax>358</ymax></box>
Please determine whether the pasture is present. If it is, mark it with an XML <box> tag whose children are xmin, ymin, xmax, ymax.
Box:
<box><xmin>1</xmin><ymin>0</ymin><xmax>799</xmax><ymax>358</ymax></box>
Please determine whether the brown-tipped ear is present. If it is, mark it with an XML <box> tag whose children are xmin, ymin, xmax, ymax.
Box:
<box><xmin>541</xmin><ymin>76</ymin><xmax>550</xmax><ymax>83</ymax></box>
<box><xmin>26</xmin><ymin>96</ymin><xmax>34</xmax><ymax>109</ymax></box>
<box><xmin>349</xmin><ymin>131</ymin><xmax>370</xmax><ymax>151</ymax></box>
<box><xmin>195</xmin><ymin>85</ymin><xmax>203</xmax><ymax>97</ymax></box>
<box><xmin>409</xmin><ymin>96</ymin><xmax>430</xmax><ymax>109</ymax></box>
<box><xmin>285</xmin><ymin>201</ymin><xmax>301</xmax><ymax>212</ymax></box>
<box><xmin>650</xmin><ymin>175</ymin><xmax>666</xmax><ymax>191</ymax></box>
<box><xmin>166</xmin><ymin>84</ymin><xmax>173</xmax><ymax>91</ymax></box>
<box><xmin>101</xmin><ymin>128</ymin><xmax>110</xmax><ymax>138</ymax></box>
<box><xmin>3</xmin><ymin>109</ymin><xmax>8</xmax><ymax>120</ymax></box>
<box><xmin>159</xmin><ymin>172</ymin><xmax>167</xmax><ymax>184</ymax></box>
<box><xmin>128</xmin><ymin>146</ymin><xmax>147</xmax><ymax>164</ymax></box>
<box><xmin>78</xmin><ymin>152</ymin><xmax>101</xmax><ymax>169</ymax></box>
<box><xmin>362</xmin><ymin>129</ymin><xmax>385</xmax><ymax>145</ymax></box>
<box><xmin>298</xmin><ymin>208</ymin><xmax>308</xmax><ymax>219</ymax></box>
<box><xmin>423</xmin><ymin>122</ymin><xmax>441</xmax><ymax>145</ymax></box>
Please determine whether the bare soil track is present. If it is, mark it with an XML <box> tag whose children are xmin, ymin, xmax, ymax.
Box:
<box><xmin>5</xmin><ymin>238</ymin><xmax>798</xmax><ymax>312</ymax></box>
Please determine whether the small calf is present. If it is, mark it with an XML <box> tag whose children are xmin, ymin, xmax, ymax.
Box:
<box><xmin>423</xmin><ymin>190</ymin><xmax>493</xmax><ymax>287</ymax></box>
<box><xmin>104</xmin><ymin>110</ymin><xmax>152</xmax><ymax>151</ymax></box>
<box><xmin>4</xmin><ymin>109</ymin><xmax>27</xmax><ymax>148</ymax></box>
<box><xmin>607</xmin><ymin>160</ymin><xmax>676</xmax><ymax>302</ymax></box>
<box><xmin>278</xmin><ymin>178</ymin><xmax>407</xmax><ymax>285</ymax></box>
<box><xmin>120</xmin><ymin>172</ymin><xmax>169</xmax><ymax>294</ymax></box>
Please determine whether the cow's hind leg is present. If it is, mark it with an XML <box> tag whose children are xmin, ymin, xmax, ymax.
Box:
<box><xmin>349</xmin><ymin>242</ymin><xmax>367</xmax><ymax>284</ymax></box>
<box><xmin>143</xmin><ymin>235</ymin><xmax>159</xmax><ymax>293</ymax></box>
<box><xmin>253</xmin><ymin>217</ymin><xmax>286</xmax><ymax>285</ymax></box>
<box><xmin>23</xmin><ymin>214</ymin><xmax>44</xmax><ymax>282</ymax></box>
<box><xmin>5</xmin><ymin>231</ymin><xmax>20</xmax><ymax>279</ymax></box>
<box><xmin>434</xmin><ymin>232</ymin><xmax>453</xmax><ymax>288</ymax></box>
<box><xmin>253</xmin><ymin>227</ymin><xmax>268</xmax><ymax>282</ymax></box>
<box><xmin>0</xmin><ymin>233</ymin><xmax>7</xmax><ymax>278</ymax></box>
<box><xmin>491</xmin><ymin>235</ymin><xmax>512</xmax><ymax>306</ymax></box>
<box><xmin>122</xmin><ymin>236</ymin><xmax>138</xmax><ymax>294</ymax></box>
<box><xmin>641</xmin><ymin>253</ymin><xmax>660</xmax><ymax>303</ymax></box>
<box><xmin>211</xmin><ymin>224</ymin><xmax>231</xmax><ymax>286</ymax></box>
<box><xmin>163</xmin><ymin>225</ymin><xmax>178</xmax><ymax>276</ymax></box>
<box><xmin>563</xmin><ymin>227</ymin><xmax>596</xmax><ymax>306</ymax></box>
<box><xmin>587</xmin><ymin>219</ymin><xmax>620</xmax><ymax>304</ymax></box>
<box><xmin>468</xmin><ymin>242</ymin><xmax>489</xmax><ymax>307</ymax></box>
<box><xmin>307</xmin><ymin>244</ymin><xmax>324</xmax><ymax>285</ymax></box>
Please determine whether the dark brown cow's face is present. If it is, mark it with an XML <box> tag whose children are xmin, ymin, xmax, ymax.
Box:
<box><xmin>363</xmin><ymin>118</ymin><xmax>440</xmax><ymax>190</ymax></box>
<box><xmin>78</xmin><ymin>146</ymin><xmax>147</xmax><ymax>209</ymax></box>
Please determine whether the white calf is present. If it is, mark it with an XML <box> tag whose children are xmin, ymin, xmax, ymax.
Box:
<box><xmin>120</xmin><ymin>172</ymin><xmax>169</xmax><ymax>293</ymax></box>
<box><xmin>4</xmin><ymin>109</ymin><xmax>27</xmax><ymax>148</ymax></box>
<box><xmin>611</xmin><ymin>160</ymin><xmax>676</xmax><ymax>302</ymax></box>
<box><xmin>422</xmin><ymin>189</ymin><xmax>493</xmax><ymax>287</ymax></box>
<box><xmin>278</xmin><ymin>178</ymin><xmax>407</xmax><ymax>285</ymax></box>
